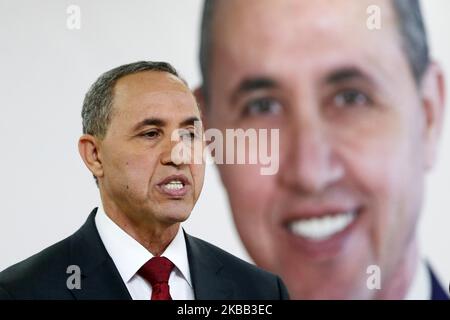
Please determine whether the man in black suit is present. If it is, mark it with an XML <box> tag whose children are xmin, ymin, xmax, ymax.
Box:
<box><xmin>195</xmin><ymin>0</ymin><xmax>448</xmax><ymax>299</ymax></box>
<box><xmin>0</xmin><ymin>61</ymin><xmax>289</xmax><ymax>300</ymax></box>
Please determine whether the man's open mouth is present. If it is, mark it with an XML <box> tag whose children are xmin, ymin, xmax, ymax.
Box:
<box><xmin>157</xmin><ymin>174</ymin><xmax>190</xmax><ymax>197</ymax></box>
<box><xmin>287</xmin><ymin>210</ymin><xmax>358</xmax><ymax>242</ymax></box>
<box><xmin>162</xmin><ymin>180</ymin><xmax>185</xmax><ymax>191</ymax></box>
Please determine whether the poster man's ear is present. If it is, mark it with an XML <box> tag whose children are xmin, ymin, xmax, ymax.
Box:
<box><xmin>420</xmin><ymin>61</ymin><xmax>446</xmax><ymax>170</ymax></box>
<box><xmin>194</xmin><ymin>86</ymin><xmax>208</xmax><ymax>122</ymax></box>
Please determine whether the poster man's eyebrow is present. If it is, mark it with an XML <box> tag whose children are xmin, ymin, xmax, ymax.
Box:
<box><xmin>231</xmin><ymin>77</ymin><xmax>278</xmax><ymax>103</ymax></box>
<box><xmin>179</xmin><ymin>116</ymin><xmax>201</xmax><ymax>127</ymax></box>
<box><xmin>239</xmin><ymin>77</ymin><xmax>277</xmax><ymax>91</ymax></box>
<box><xmin>324</xmin><ymin>67</ymin><xmax>375</xmax><ymax>85</ymax></box>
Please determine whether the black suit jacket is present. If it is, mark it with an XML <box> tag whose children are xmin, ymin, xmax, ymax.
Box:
<box><xmin>0</xmin><ymin>209</ymin><xmax>289</xmax><ymax>300</ymax></box>
<box><xmin>429</xmin><ymin>266</ymin><xmax>448</xmax><ymax>300</ymax></box>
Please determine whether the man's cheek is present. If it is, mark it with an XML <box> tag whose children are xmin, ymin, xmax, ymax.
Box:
<box><xmin>124</xmin><ymin>158</ymin><xmax>154</xmax><ymax>193</ymax></box>
<box><xmin>223</xmin><ymin>166</ymin><xmax>274</xmax><ymax>211</ymax></box>
<box><xmin>355</xmin><ymin>151</ymin><xmax>406</xmax><ymax>254</ymax></box>
<box><xmin>349</xmin><ymin>131</ymin><xmax>405</xmax><ymax>192</ymax></box>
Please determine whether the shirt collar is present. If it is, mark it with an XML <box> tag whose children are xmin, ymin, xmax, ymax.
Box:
<box><xmin>95</xmin><ymin>205</ymin><xmax>192</xmax><ymax>287</ymax></box>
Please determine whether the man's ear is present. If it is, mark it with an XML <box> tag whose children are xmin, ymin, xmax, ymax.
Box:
<box><xmin>78</xmin><ymin>134</ymin><xmax>104</xmax><ymax>179</ymax></box>
<box><xmin>420</xmin><ymin>61</ymin><xmax>446</xmax><ymax>170</ymax></box>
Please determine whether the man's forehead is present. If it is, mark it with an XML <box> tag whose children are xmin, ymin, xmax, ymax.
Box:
<box><xmin>214</xmin><ymin>0</ymin><xmax>397</xmax><ymax>41</ymax></box>
<box><xmin>109</xmin><ymin>71</ymin><xmax>198</xmax><ymax>122</ymax></box>
<box><xmin>210</xmin><ymin>0</ymin><xmax>403</xmax><ymax>85</ymax></box>
<box><xmin>215</xmin><ymin>0</ymin><xmax>394</xmax><ymax>17</ymax></box>
<box><xmin>114</xmin><ymin>70</ymin><xmax>188</xmax><ymax>97</ymax></box>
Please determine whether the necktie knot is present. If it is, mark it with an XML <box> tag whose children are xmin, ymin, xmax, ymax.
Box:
<box><xmin>139</xmin><ymin>256</ymin><xmax>174</xmax><ymax>285</ymax></box>
<box><xmin>138</xmin><ymin>256</ymin><xmax>174</xmax><ymax>300</ymax></box>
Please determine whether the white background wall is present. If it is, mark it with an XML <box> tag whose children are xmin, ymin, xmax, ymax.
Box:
<box><xmin>0</xmin><ymin>0</ymin><xmax>449</xmax><ymax>290</ymax></box>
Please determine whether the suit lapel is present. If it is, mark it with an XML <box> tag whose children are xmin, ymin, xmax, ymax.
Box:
<box><xmin>184</xmin><ymin>231</ymin><xmax>234</xmax><ymax>299</ymax></box>
<box><xmin>68</xmin><ymin>209</ymin><xmax>132</xmax><ymax>300</ymax></box>
<box><xmin>66</xmin><ymin>211</ymin><xmax>237</xmax><ymax>300</ymax></box>
<box><xmin>428</xmin><ymin>266</ymin><xmax>449</xmax><ymax>300</ymax></box>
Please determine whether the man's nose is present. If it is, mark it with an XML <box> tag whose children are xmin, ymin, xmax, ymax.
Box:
<box><xmin>160</xmin><ymin>137</ymin><xmax>185</xmax><ymax>167</ymax></box>
<box><xmin>279</xmin><ymin>118</ymin><xmax>345</xmax><ymax>194</ymax></box>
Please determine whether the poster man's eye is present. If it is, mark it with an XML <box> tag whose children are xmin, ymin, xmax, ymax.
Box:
<box><xmin>180</xmin><ymin>130</ymin><xmax>197</xmax><ymax>140</ymax></box>
<box><xmin>242</xmin><ymin>97</ymin><xmax>282</xmax><ymax>117</ymax></box>
<box><xmin>333</xmin><ymin>89</ymin><xmax>372</xmax><ymax>108</ymax></box>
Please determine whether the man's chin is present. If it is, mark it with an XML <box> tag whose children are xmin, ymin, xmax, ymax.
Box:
<box><xmin>167</xmin><ymin>206</ymin><xmax>191</xmax><ymax>218</ymax></box>
<box><xmin>289</xmin><ymin>285</ymin><xmax>374</xmax><ymax>300</ymax></box>
<box><xmin>156</xmin><ymin>202</ymin><xmax>193</xmax><ymax>222</ymax></box>
<box><xmin>278</xmin><ymin>251</ymin><xmax>378</xmax><ymax>299</ymax></box>
<box><xmin>280</xmin><ymin>265</ymin><xmax>373</xmax><ymax>299</ymax></box>
<box><xmin>272</xmin><ymin>223</ymin><xmax>375</xmax><ymax>298</ymax></box>
<box><xmin>163</xmin><ymin>213</ymin><xmax>191</xmax><ymax>225</ymax></box>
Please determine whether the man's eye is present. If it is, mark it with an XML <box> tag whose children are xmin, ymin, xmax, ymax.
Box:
<box><xmin>180</xmin><ymin>131</ymin><xmax>197</xmax><ymax>140</ymax></box>
<box><xmin>333</xmin><ymin>90</ymin><xmax>372</xmax><ymax>108</ymax></box>
<box><xmin>242</xmin><ymin>97</ymin><xmax>282</xmax><ymax>117</ymax></box>
<box><xmin>143</xmin><ymin>130</ymin><xmax>161</xmax><ymax>139</ymax></box>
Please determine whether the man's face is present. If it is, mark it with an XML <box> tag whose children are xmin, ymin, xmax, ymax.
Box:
<box><xmin>99</xmin><ymin>71</ymin><xmax>204</xmax><ymax>230</ymax></box>
<box><xmin>205</xmin><ymin>0</ymin><xmax>437</xmax><ymax>298</ymax></box>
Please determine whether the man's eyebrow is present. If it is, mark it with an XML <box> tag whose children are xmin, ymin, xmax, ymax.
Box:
<box><xmin>324</xmin><ymin>67</ymin><xmax>375</xmax><ymax>86</ymax></box>
<box><xmin>133</xmin><ymin>118</ymin><xmax>166</xmax><ymax>131</ymax></box>
<box><xmin>179</xmin><ymin>116</ymin><xmax>201</xmax><ymax>127</ymax></box>
<box><xmin>133</xmin><ymin>116</ymin><xmax>201</xmax><ymax>132</ymax></box>
<box><xmin>231</xmin><ymin>77</ymin><xmax>278</xmax><ymax>103</ymax></box>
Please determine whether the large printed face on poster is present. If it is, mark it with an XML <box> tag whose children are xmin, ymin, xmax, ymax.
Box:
<box><xmin>201</xmin><ymin>0</ymin><xmax>446</xmax><ymax>299</ymax></box>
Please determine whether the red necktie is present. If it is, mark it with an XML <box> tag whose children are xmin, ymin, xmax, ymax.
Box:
<box><xmin>138</xmin><ymin>256</ymin><xmax>175</xmax><ymax>300</ymax></box>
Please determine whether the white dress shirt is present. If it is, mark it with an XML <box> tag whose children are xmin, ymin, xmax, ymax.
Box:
<box><xmin>95</xmin><ymin>205</ymin><xmax>194</xmax><ymax>300</ymax></box>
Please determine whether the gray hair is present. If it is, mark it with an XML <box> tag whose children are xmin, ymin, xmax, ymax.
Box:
<box><xmin>392</xmin><ymin>0</ymin><xmax>430</xmax><ymax>84</ymax></box>
<box><xmin>199</xmin><ymin>0</ymin><xmax>430</xmax><ymax>104</ymax></box>
<box><xmin>82</xmin><ymin>61</ymin><xmax>184</xmax><ymax>138</ymax></box>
